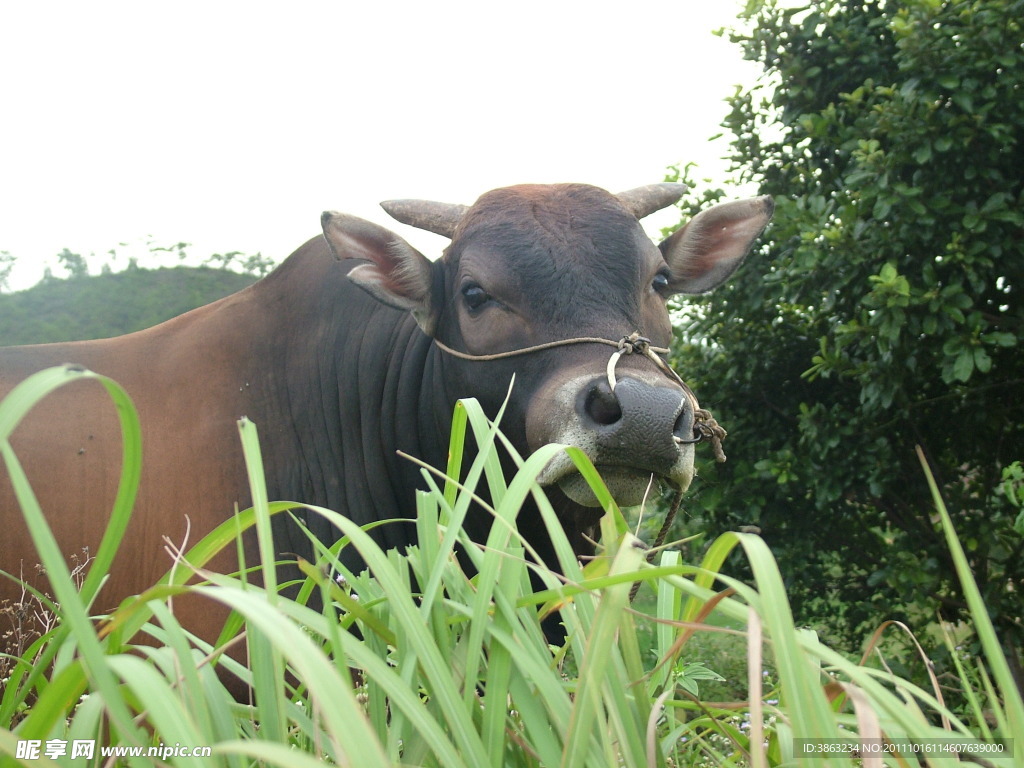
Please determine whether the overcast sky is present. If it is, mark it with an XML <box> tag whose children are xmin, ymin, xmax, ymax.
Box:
<box><xmin>0</xmin><ymin>1</ymin><xmax>763</xmax><ymax>290</ymax></box>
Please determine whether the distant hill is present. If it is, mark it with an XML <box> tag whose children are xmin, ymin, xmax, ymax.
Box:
<box><xmin>0</xmin><ymin>266</ymin><xmax>258</xmax><ymax>346</ymax></box>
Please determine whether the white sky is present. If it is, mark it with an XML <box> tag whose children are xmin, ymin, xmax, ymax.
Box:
<box><xmin>0</xmin><ymin>1</ymin><xmax>762</xmax><ymax>290</ymax></box>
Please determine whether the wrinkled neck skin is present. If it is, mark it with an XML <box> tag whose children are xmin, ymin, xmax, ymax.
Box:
<box><xmin>270</xmin><ymin>315</ymin><xmax>595</xmax><ymax>576</ymax></box>
<box><xmin>236</xmin><ymin>252</ymin><xmax>444</xmax><ymax>572</ymax></box>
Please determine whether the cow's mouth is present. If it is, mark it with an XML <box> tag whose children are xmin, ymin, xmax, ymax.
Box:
<box><xmin>528</xmin><ymin>372</ymin><xmax>702</xmax><ymax>508</ymax></box>
<box><xmin>537</xmin><ymin>453</ymin><xmax>695</xmax><ymax>508</ymax></box>
<box><xmin>557</xmin><ymin>467</ymin><xmax>672</xmax><ymax>508</ymax></box>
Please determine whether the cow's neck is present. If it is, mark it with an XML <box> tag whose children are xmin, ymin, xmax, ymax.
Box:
<box><xmin>249</xmin><ymin>261</ymin><xmax>456</xmax><ymax>562</ymax></box>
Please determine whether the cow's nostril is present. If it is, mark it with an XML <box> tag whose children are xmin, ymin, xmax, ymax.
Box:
<box><xmin>584</xmin><ymin>383</ymin><xmax>622</xmax><ymax>426</ymax></box>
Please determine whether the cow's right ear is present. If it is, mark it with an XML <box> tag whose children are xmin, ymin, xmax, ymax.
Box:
<box><xmin>321</xmin><ymin>212</ymin><xmax>438</xmax><ymax>335</ymax></box>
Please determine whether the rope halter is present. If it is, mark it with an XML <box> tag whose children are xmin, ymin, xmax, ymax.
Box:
<box><xmin>432</xmin><ymin>331</ymin><xmax>728</xmax><ymax>462</ymax></box>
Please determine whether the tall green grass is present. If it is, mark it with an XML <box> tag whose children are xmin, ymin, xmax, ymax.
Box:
<box><xmin>0</xmin><ymin>365</ymin><xmax>1020</xmax><ymax>766</ymax></box>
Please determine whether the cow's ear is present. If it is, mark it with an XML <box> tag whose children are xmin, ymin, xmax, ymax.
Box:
<box><xmin>321</xmin><ymin>211</ymin><xmax>438</xmax><ymax>335</ymax></box>
<box><xmin>658</xmin><ymin>196</ymin><xmax>774</xmax><ymax>294</ymax></box>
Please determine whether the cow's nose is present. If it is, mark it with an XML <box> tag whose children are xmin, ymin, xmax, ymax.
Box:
<box><xmin>581</xmin><ymin>377</ymin><xmax>692</xmax><ymax>452</ymax></box>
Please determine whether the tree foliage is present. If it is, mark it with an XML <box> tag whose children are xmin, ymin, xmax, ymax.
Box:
<box><xmin>667</xmin><ymin>0</ymin><xmax>1023</xmax><ymax>673</ymax></box>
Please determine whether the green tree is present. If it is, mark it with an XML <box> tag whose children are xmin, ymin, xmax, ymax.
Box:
<box><xmin>56</xmin><ymin>248</ymin><xmax>89</xmax><ymax>279</ymax></box>
<box><xmin>206</xmin><ymin>249</ymin><xmax>276</xmax><ymax>278</ymax></box>
<box><xmin>667</xmin><ymin>0</ymin><xmax>1023</xmax><ymax>687</ymax></box>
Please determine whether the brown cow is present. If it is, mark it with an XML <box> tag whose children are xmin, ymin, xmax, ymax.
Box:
<box><xmin>0</xmin><ymin>183</ymin><xmax>772</xmax><ymax>647</ymax></box>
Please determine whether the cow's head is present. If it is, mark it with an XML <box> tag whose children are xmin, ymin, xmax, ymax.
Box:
<box><xmin>322</xmin><ymin>183</ymin><xmax>772</xmax><ymax>508</ymax></box>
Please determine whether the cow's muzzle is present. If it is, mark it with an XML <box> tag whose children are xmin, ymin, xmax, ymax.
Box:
<box><xmin>532</xmin><ymin>375</ymin><xmax>699</xmax><ymax>507</ymax></box>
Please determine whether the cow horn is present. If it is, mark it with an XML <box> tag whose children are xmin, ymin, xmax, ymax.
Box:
<box><xmin>615</xmin><ymin>183</ymin><xmax>689</xmax><ymax>219</ymax></box>
<box><xmin>380</xmin><ymin>199</ymin><xmax>469</xmax><ymax>239</ymax></box>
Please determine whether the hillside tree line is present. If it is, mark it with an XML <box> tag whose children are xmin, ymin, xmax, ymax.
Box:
<box><xmin>0</xmin><ymin>243</ymin><xmax>272</xmax><ymax>345</ymax></box>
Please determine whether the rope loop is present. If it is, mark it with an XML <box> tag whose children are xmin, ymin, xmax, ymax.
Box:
<box><xmin>608</xmin><ymin>332</ymin><xmax>667</xmax><ymax>391</ymax></box>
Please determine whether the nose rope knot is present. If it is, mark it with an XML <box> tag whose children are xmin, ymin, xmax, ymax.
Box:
<box><xmin>606</xmin><ymin>332</ymin><xmax>727</xmax><ymax>463</ymax></box>
<box><xmin>432</xmin><ymin>330</ymin><xmax>728</xmax><ymax>462</ymax></box>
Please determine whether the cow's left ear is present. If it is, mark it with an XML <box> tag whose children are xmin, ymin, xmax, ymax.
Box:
<box><xmin>321</xmin><ymin>211</ymin><xmax>438</xmax><ymax>335</ymax></box>
<box><xmin>659</xmin><ymin>196</ymin><xmax>774</xmax><ymax>294</ymax></box>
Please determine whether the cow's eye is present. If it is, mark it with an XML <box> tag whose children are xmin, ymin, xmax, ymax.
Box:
<box><xmin>462</xmin><ymin>283</ymin><xmax>491</xmax><ymax>311</ymax></box>
<box><xmin>652</xmin><ymin>271</ymin><xmax>671</xmax><ymax>294</ymax></box>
